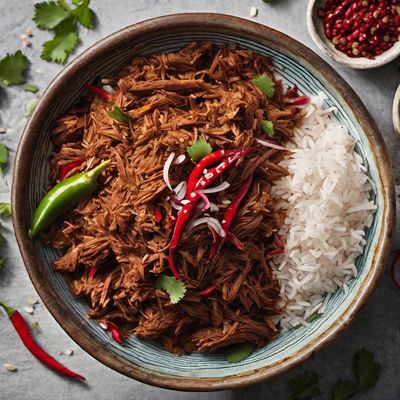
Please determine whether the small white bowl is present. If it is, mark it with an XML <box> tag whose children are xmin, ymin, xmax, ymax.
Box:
<box><xmin>307</xmin><ymin>0</ymin><xmax>400</xmax><ymax>69</ymax></box>
<box><xmin>393</xmin><ymin>85</ymin><xmax>400</xmax><ymax>135</ymax></box>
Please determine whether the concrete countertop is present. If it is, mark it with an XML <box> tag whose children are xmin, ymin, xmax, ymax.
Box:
<box><xmin>0</xmin><ymin>1</ymin><xmax>399</xmax><ymax>399</ymax></box>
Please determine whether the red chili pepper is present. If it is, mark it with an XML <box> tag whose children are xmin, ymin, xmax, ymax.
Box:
<box><xmin>390</xmin><ymin>250</ymin><xmax>400</xmax><ymax>290</ymax></box>
<box><xmin>98</xmin><ymin>320</ymin><xmax>123</xmax><ymax>343</ymax></box>
<box><xmin>88</xmin><ymin>266</ymin><xmax>97</xmax><ymax>279</ymax></box>
<box><xmin>198</xmin><ymin>285</ymin><xmax>216</xmax><ymax>296</ymax></box>
<box><xmin>85</xmin><ymin>84</ymin><xmax>112</xmax><ymax>102</ymax></box>
<box><xmin>60</xmin><ymin>159</ymin><xmax>85</xmax><ymax>179</ymax></box>
<box><xmin>286</xmin><ymin>85</ymin><xmax>298</xmax><ymax>98</ymax></box>
<box><xmin>169</xmin><ymin>152</ymin><xmax>249</xmax><ymax>279</ymax></box>
<box><xmin>210</xmin><ymin>175</ymin><xmax>253</xmax><ymax>257</ymax></box>
<box><xmin>0</xmin><ymin>302</ymin><xmax>85</xmax><ymax>381</ymax></box>
<box><xmin>154</xmin><ymin>207</ymin><xmax>163</xmax><ymax>223</ymax></box>
<box><xmin>186</xmin><ymin>149</ymin><xmax>250</xmax><ymax>195</ymax></box>
<box><xmin>286</xmin><ymin>96</ymin><xmax>311</xmax><ymax>106</ymax></box>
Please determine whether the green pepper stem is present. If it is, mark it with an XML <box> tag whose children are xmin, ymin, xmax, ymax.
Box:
<box><xmin>0</xmin><ymin>302</ymin><xmax>15</xmax><ymax>318</ymax></box>
<box><xmin>85</xmin><ymin>160</ymin><xmax>111</xmax><ymax>182</ymax></box>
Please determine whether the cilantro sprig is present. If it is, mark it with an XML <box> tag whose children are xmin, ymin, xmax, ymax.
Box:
<box><xmin>261</xmin><ymin>119</ymin><xmax>274</xmax><ymax>137</ymax></box>
<box><xmin>0</xmin><ymin>144</ymin><xmax>8</xmax><ymax>172</ymax></box>
<box><xmin>155</xmin><ymin>274</ymin><xmax>186</xmax><ymax>304</ymax></box>
<box><xmin>108</xmin><ymin>106</ymin><xmax>132</xmax><ymax>124</ymax></box>
<box><xmin>0</xmin><ymin>51</ymin><xmax>29</xmax><ymax>86</ymax></box>
<box><xmin>187</xmin><ymin>136</ymin><xmax>212</xmax><ymax>162</ymax></box>
<box><xmin>252</xmin><ymin>73</ymin><xmax>275</xmax><ymax>99</ymax></box>
<box><xmin>33</xmin><ymin>0</ymin><xmax>95</xmax><ymax>64</ymax></box>
<box><xmin>0</xmin><ymin>203</ymin><xmax>11</xmax><ymax>217</ymax></box>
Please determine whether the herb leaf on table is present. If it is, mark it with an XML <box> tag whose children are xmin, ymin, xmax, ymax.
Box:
<box><xmin>288</xmin><ymin>371</ymin><xmax>321</xmax><ymax>400</ymax></box>
<box><xmin>0</xmin><ymin>51</ymin><xmax>29</xmax><ymax>86</ymax></box>
<box><xmin>0</xmin><ymin>144</ymin><xmax>8</xmax><ymax>172</ymax></box>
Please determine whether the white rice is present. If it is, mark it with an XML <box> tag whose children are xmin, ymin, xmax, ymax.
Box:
<box><xmin>272</xmin><ymin>92</ymin><xmax>376</xmax><ymax>330</ymax></box>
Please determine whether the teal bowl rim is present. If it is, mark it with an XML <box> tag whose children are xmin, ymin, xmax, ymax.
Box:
<box><xmin>12</xmin><ymin>13</ymin><xmax>396</xmax><ymax>391</ymax></box>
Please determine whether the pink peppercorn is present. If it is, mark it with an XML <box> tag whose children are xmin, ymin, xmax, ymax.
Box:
<box><xmin>319</xmin><ymin>0</ymin><xmax>400</xmax><ymax>59</ymax></box>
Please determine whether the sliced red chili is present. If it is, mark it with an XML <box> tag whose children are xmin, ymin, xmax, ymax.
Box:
<box><xmin>85</xmin><ymin>84</ymin><xmax>112</xmax><ymax>102</ymax></box>
<box><xmin>88</xmin><ymin>266</ymin><xmax>97</xmax><ymax>279</ymax></box>
<box><xmin>198</xmin><ymin>285</ymin><xmax>217</xmax><ymax>296</ymax></box>
<box><xmin>60</xmin><ymin>159</ymin><xmax>85</xmax><ymax>179</ymax></box>
<box><xmin>98</xmin><ymin>320</ymin><xmax>123</xmax><ymax>343</ymax></box>
<box><xmin>155</xmin><ymin>207</ymin><xmax>163</xmax><ymax>223</ymax></box>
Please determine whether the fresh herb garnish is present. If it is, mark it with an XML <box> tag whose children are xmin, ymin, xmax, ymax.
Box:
<box><xmin>331</xmin><ymin>349</ymin><xmax>381</xmax><ymax>400</ymax></box>
<box><xmin>34</xmin><ymin>0</ymin><xmax>95</xmax><ymax>64</ymax></box>
<box><xmin>24</xmin><ymin>84</ymin><xmax>39</xmax><ymax>93</ymax></box>
<box><xmin>288</xmin><ymin>371</ymin><xmax>321</xmax><ymax>400</ymax></box>
<box><xmin>0</xmin><ymin>144</ymin><xmax>8</xmax><ymax>172</ymax></box>
<box><xmin>252</xmin><ymin>73</ymin><xmax>275</xmax><ymax>99</ymax></box>
<box><xmin>155</xmin><ymin>274</ymin><xmax>186</xmax><ymax>304</ymax></box>
<box><xmin>0</xmin><ymin>203</ymin><xmax>11</xmax><ymax>217</ymax></box>
<box><xmin>0</xmin><ymin>51</ymin><xmax>29</xmax><ymax>86</ymax></box>
<box><xmin>26</xmin><ymin>98</ymin><xmax>40</xmax><ymax>116</ymax></box>
<box><xmin>225</xmin><ymin>342</ymin><xmax>255</xmax><ymax>363</ymax></box>
<box><xmin>261</xmin><ymin>119</ymin><xmax>274</xmax><ymax>137</ymax></box>
<box><xmin>187</xmin><ymin>136</ymin><xmax>212</xmax><ymax>162</ymax></box>
<box><xmin>108</xmin><ymin>106</ymin><xmax>132</xmax><ymax>124</ymax></box>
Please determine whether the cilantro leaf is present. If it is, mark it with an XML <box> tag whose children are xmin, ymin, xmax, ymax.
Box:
<box><xmin>0</xmin><ymin>144</ymin><xmax>8</xmax><ymax>172</ymax></box>
<box><xmin>225</xmin><ymin>342</ymin><xmax>255</xmax><ymax>363</ymax></box>
<box><xmin>33</xmin><ymin>1</ymin><xmax>70</xmax><ymax>29</ymax></box>
<box><xmin>353</xmin><ymin>349</ymin><xmax>381</xmax><ymax>391</ymax></box>
<box><xmin>24</xmin><ymin>84</ymin><xmax>39</xmax><ymax>93</ymax></box>
<box><xmin>108</xmin><ymin>106</ymin><xmax>131</xmax><ymax>124</ymax></box>
<box><xmin>26</xmin><ymin>98</ymin><xmax>40</xmax><ymax>116</ymax></box>
<box><xmin>0</xmin><ymin>203</ymin><xmax>11</xmax><ymax>217</ymax></box>
<box><xmin>331</xmin><ymin>380</ymin><xmax>358</xmax><ymax>400</ymax></box>
<box><xmin>187</xmin><ymin>136</ymin><xmax>212</xmax><ymax>162</ymax></box>
<box><xmin>0</xmin><ymin>256</ymin><xmax>5</xmax><ymax>272</ymax></box>
<box><xmin>252</xmin><ymin>73</ymin><xmax>275</xmax><ymax>99</ymax></box>
<box><xmin>0</xmin><ymin>51</ymin><xmax>29</xmax><ymax>86</ymax></box>
<box><xmin>261</xmin><ymin>119</ymin><xmax>274</xmax><ymax>137</ymax></box>
<box><xmin>289</xmin><ymin>371</ymin><xmax>321</xmax><ymax>400</ymax></box>
<box><xmin>155</xmin><ymin>274</ymin><xmax>186</xmax><ymax>304</ymax></box>
<box><xmin>71</xmin><ymin>0</ymin><xmax>94</xmax><ymax>29</ymax></box>
<box><xmin>41</xmin><ymin>17</ymin><xmax>78</xmax><ymax>64</ymax></box>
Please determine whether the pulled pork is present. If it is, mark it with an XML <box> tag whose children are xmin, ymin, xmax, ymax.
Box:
<box><xmin>44</xmin><ymin>42</ymin><xmax>302</xmax><ymax>354</ymax></box>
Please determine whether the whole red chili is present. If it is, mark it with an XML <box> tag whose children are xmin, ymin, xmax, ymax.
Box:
<box><xmin>85</xmin><ymin>83</ymin><xmax>112</xmax><ymax>102</ymax></box>
<box><xmin>0</xmin><ymin>302</ymin><xmax>85</xmax><ymax>381</ymax></box>
<box><xmin>319</xmin><ymin>0</ymin><xmax>400</xmax><ymax>59</ymax></box>
<box><xmin>186</xmin><ymin>149</ymin><xmax>250</xmax><ymax>195</ymax></box>
<box><xmin>60</xmin><ymin>159</ymin><xmax>85</xmax><ymax>179</ymax></box>
<box><xmin>210</xmin><ymin>174</ymin><xmax>253</xmax><ymax>257</ymax></box>
<box><xmin>169</xmin><ymin>151</ymin><xmax>250</xmax><ymax>279</ymax></box>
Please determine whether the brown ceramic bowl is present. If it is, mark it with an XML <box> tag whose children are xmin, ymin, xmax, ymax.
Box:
<box><xmin>12</xmin><ymin>14</ymin><xmax>395</xmax><ymax>391</ymax></box>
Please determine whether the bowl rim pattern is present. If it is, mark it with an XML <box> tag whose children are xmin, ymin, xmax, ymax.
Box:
<box><xmin>12</xmin><ymin>13</ymin><xmax>396</xmax><ymax>391</ymax></box>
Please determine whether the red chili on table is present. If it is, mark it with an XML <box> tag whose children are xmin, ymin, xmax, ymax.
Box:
<box><xmin>0</xmin><ymin>302</ymin><xmax>85</xmax><ymax>381</ymax></box>
<box><xmin>318</xmin><ymin>0</ymin><xmax>400</xmax><ymax>59</ymax></box>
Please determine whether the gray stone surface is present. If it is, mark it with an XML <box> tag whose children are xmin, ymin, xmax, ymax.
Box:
<box><xmin>0</xmin><ymin>1</ymin><xmax>399</xmax><ymax>399</ymax></box>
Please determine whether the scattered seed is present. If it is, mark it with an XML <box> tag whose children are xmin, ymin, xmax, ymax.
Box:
<box><xmin>0</xmin><ymin>128</ymin><xmax>6</xmax><ymax>134</ymax></box>
<box><xmin>3</xmin><ymin>363</ymin><xmax>17</xmax><ymax>372</ymax></box>
<box><xmin>25</xmin><ymin>28</ymin><xmax>33</xmax><ymax>37</ymax></box>
<box><xmin>221</xmin><ymin>199</ymin><xmax>232</xmax><ymax>205</ymax></box>
<box><xmin>31</xmin><ymin>320</ymin><xmax>40</xmax><ymax>330</ymax></box>
<box><xmin>64</xmin><ymin>349</ymin><xmax>74</xmax><ymax>356</ymax></box>
<box><xmin>24</xmin><ymin>306</ymin><xmax>34</xmax><ymax>314</ymax></box>
<box><xmin>28</xmin><ymin>298</ymin><xmax>39</xmax><ymax>305</ymax></box>
<box><xmin>20</xmin><ymin>34</ymin><xmax>27</xmax><ymax>40</ymax></box>
<box><xmin>22</xmin><ymin>38</ymin><xmax>32</xmax><ymax>48</ymax></box>
<box><xmin>250</xmin><ymin>7</ymin><xmax>258</xmax><ymax>17</ymax></box>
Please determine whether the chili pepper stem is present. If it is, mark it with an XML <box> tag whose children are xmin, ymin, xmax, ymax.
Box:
<box><xmin>0</xmin><ymin>302</ymin><xmax>15</xmax><ymax>317</ymax></box>
<box><xmin>85</xmin><ymin>160</ymin><xmax>111</xmax><ymax>181</ymax></box>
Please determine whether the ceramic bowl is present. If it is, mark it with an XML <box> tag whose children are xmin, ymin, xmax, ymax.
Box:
<box><xmin>307</xmin><ymin>0</ymin><xmax>400</xmax><ymax>69</ymax></box>
<box><xmin>12</xmin><ymin>13</ymin><xmax>395</xmax><ymax>391</ymax></box>
<box><xmin>393</xmin><ymin>84</ymin><xmax>400</xmax><ymax>135</ymax></box>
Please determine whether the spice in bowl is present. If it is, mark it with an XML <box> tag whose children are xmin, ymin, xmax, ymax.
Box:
<box><xmin>318</xmin><ymin>0</ymin><xmax>400</xmax><ymax>59</ymax></box>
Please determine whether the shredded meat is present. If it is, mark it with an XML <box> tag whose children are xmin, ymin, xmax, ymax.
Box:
<box><xmin>44</xmin><ymin>42</ymin><xmax>302</xmax><ymax>354</ymax></box>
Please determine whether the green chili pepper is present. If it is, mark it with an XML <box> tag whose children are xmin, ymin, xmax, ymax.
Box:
<box><xmin>30</xmin><ymin>160</ymin><xmax>110</xmax><ymax>237</ymax></box>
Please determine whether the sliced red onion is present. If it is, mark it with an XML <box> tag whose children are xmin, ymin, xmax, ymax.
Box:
<box><xmin>174</xmin><ymin>154</ymin><xmax>187</xmax><ymax>165</ymax></box>
<box><xmin>197</xmin><ymin>191</ymin><xmax>211</xmax><ymax>211</ymax></box>
<box><xmin>171</xmin><ymin>195</ymin><xmax>183</xmax><ymax>206</ymax></box>
<box><xmin>171</xmin><ymin>201</ymin><xmax>182</xmax><ymax>211</ymax></box>
<box><xmin>173</xmin><ymin>181</ymin><xmax>187</xmax><ymax>200</ymax></box>
<box><xmin>163</xmin><ymin>152</ymin><xmax>175</xmax><ymax>190</ymax></box>
<box><xmin>188</xmin><ymin>217</ymin><xmax>226</xmax><ymax>238</ymax></box>
<box><xmin>197</xmin><ymin>181</ymin><xmax>230</xmax><ymax>194</ymax></box>
<box><xmin>286</xmin><ymin>95</ymin><xmax>311</xmax><ymax>106</ymax></box>
<box><xmin>255</xmin><ymin>138</ymin><xmax>287</xmax><ymax>151</ymax></box>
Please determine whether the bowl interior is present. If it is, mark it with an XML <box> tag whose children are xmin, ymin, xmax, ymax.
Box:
<box><xmin>14</xmin><ymin>15</ymin><xmax>393</xmax><ymax>390</ymax></box>
<box><xmin>308</xmin><ymin>0</ymin><xmax>400</xmax><ymax>69</ymax></box>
